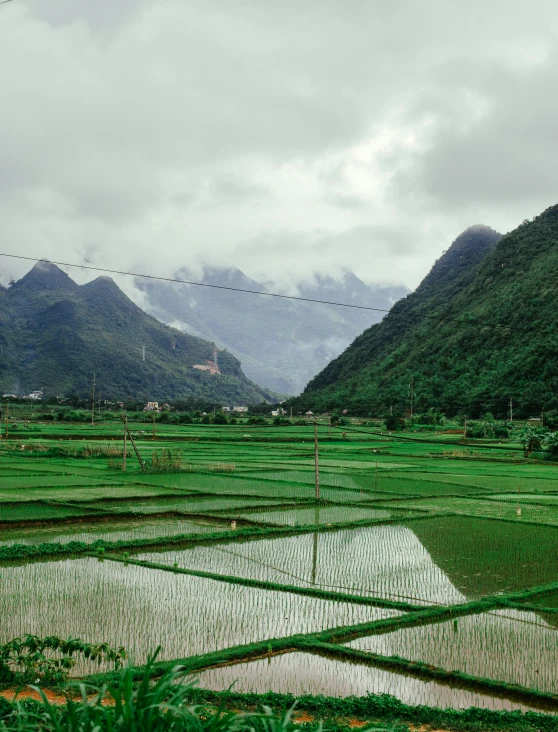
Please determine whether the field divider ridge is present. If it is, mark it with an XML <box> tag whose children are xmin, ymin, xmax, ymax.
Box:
<box><xmin>95</xmin><ymin>552</ymin><xmax>427</xmax><ymax>611</ymax></box>
<box><xmin>298</xmin><ymin>640</ymin><xmax>558</xmax><ymax>711</ymax></box>
<box><xmin>0</xmin><ymin>512</ymin><xmax>448</xmax><ymax>562</ymax></box>
<box><xmin>84</xmin><ymin>580</ymin><xmax>558</xmax><ymax>687</ymax></box>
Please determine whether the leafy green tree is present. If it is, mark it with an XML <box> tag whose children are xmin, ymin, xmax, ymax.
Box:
<box><xmin>384</xmin><ymin>414</ymin><xmax>405</xmax><ymax>431</ymax></box>
<box><xmin>542</xmin><ymin>431</ymin><xmax>558</xmax><ymax>459</ymax></box>
<box><xmin>520</xmin><ymin>426</ymin><xmax>543</xmax><ymax>456</ymax></box>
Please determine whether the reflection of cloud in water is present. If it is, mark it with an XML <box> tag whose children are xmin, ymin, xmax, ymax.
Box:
<box><xmin>140</xmin><ymin>525</ymin><xmax>466</xmax><ymax>605</ymax></box>
<box><xmin>0</xmin><ymin>558</ymin><xmax>381</xmax><ymax>673</ymax></box>
<box><xmin>350</xmin><ymin>608</ymin><xmax>558</xmax><ymax>694</ymax></box>
<box><xmin>197</xmin><ymin>651</ymin><xmax>534</xmax><ymax>712</ymax></box>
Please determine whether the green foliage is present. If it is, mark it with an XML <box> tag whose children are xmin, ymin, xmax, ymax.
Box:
<box><xmin>465</xmin><ymin>420</ymin><xmax>511</xmax><ymax>439</ymax></box>
<box><xmin>147</xmin><ymin>449</ymin><xmax>184</xmax><ymax>471</ymax></box>
<box><xmin>520</xmin><ymin>427</ymin><xmax>544</xmax><ymax>456</ymax></box>
<box><xmin>542</xmin><ymin>432</ymin><xmax>558</xmax><ymax>458</ymax></box>
<box><xmin>154</xmin><ymin>687</ymin><xmax>558</xmax><ymax>732</ymax></box>
<box><xmin>0</xmin><ymin>635</ymin><xmax>126</xmax><ymax>686</ymax></box>
<box><xmin>0</xmin><ymin>263</ymin><xmax>278</xmax><ymax>404</ymax></box>
<box><xmin>0</xmin><ymin>653</ymin><xmax>297</xmax><ymax>732</ymax></box>
<box><xmin>384</xmin><ymin>414</ymin><xmax>405</xmax><ymax>431</ymax></box>
<box><xmin>291</xmin><ymin>209</ymin><xmax>558</xmax><ymax>417</ymax></box>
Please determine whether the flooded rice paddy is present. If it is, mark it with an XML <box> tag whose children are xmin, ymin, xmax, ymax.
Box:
<box><xmin>3</xmin><ymin>423</ymin><xmax>558</xmax><ymax>713</ymax></box>
<box><xmin>0</xmin><ymin>516</ymin><xmax>228</xmax><ymax>545</ymax></box>
<box><xmin>0</xmin><ymin>558</ymin><xmax>391</xmax><ymax>672</ymax></box>
<box><xmin>138</xmin><ymin>523</ymin><xmax>467</xmax><ymax>604</ymax></box>
<box><xmin>196</xmin><ymin>652</ymin><xmax>536</xmax><ymax>712</ymax></box>
<box><xmin>234</xmin><ymin>505</ymin><xmax>394</xmax><ymax>525</ymax></box>
<box><xmin>348</xmin><ymin>608</ymin><xmax>558</xmax><ymax>693</ymax></box>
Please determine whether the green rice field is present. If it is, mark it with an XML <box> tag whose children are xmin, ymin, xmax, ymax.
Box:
<box><xmin>1</xmin><ymin>420</ymin><xmax>558</xmax><ymax>714</ymax></box>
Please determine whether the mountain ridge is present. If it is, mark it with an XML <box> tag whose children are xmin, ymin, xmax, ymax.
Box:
<box><xmin>286</xmin><ymin>212</ymin><xmax>558</xmax><ymax>418</ymax></box>
<box><xmin>0</xmin><ymin>262</ymin><xmax>278</xmax><ymax>403</ymax></box>
<box><xmin>138</xmin><ymin>266</ymin><xmax>408</xmax><ymax>395</ymax></box>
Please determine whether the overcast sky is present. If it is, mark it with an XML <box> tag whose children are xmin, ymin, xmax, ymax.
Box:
<box><xmin>1</xmin><ymin>0</ymin><xmax>557</xmax><ymax>294</ymax></box>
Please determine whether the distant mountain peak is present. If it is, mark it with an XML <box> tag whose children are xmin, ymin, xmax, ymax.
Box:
<box><xmin>416</xmin><ymin>225</ymin><xmax>501</xmax><ymax>296</ymax></box>
<box><xmin>11</xmin><ymin>261</ymin><xmax>78</xmax><ymax>292</ymax></box>
<box><xmin>82</xmin><ymin>275</ymin><xmax>119</xmax><ymax>291</ymax></box>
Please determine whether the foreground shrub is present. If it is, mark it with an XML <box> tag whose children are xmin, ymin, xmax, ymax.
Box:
<box><xmin>0</xmin><ymin>654</ymin><xmax>297</xmax><ymax>732</ymax></box>
<box><xmin>0</xmin><ymin>636</ymin><xmax>126</xmax><ymax>686</ymax></box>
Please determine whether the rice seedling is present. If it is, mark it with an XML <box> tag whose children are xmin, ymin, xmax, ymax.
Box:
<box><xmin>0</xmin><ymin>517</ymin><xmax>227</xmax><ymax>546</ymax></box>
<box><xmin>348</xmin><ymin>608</ymin><xmax>558</xmax><ymax>693</ymax></box>
<box><xmin>138</xmin><ymin>524</ymin><xmax>466</xmax><ymax>605</ymax></box>
<box><xmin>195</xmin><ymin>651</ymin><xmax>535</xmax><ymax>712</ymax></box>
<box><xmin>0</xmin><ymin>558</ymin><xmax>387</xmax><ymax>671</ymax></box>
<box><xmin>4</xmin><ymin>421</ymin><xmax>558</xmax><ymax>714</ymax></box>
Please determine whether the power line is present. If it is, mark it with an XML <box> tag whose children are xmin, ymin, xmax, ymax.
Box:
<box><xmin>0</xmin><ymin>1</ymin><xmax>15</xmax><ymax>6</ymax></box>
<box><xmin>0</xmin><ymin>252</ymin><xmax>410</xmax><ymax>317</ymax></box>
<box><xmin>0</xmin><ymin>251</ymin><xmax>523</xmax><ymax>330</ymax></box>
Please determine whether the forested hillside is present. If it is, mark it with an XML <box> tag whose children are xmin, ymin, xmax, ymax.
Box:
<box><xmin>0</xmin><ymin>262</ymin><xmax>277</xmax><ymax>403</ymax></box>
<box><xmin>292</xmin><ymin>207</ymin><xmax>558</xmax><ymax>418</ymax></box>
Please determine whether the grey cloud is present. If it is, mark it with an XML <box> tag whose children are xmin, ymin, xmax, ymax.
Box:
<box><xmin>25</xmin><ymin>0</ymin><xmax>151</xmax><ymax>32</ymax></box>
<box><xmin>383</xmin><ymin>51</ymin><xmax>558</xmax><ymax>212</ymax></box>
<box><xmin>1</xmin><ymin>0</ymin><xmax>558</xmax><ymax>292</ymax></box>
<box><xmin>206</xmin><ymin>175</ymin><xmax>269</xmax><ymax>203</ymax></box>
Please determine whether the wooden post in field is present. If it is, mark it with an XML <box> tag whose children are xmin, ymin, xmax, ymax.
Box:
<box><xmin>91</xmin><ymin>373</ymin><xmax>96</xmax><ymax>425</ymax></box>
<box><xmin>123</xmin><ymin>414</ymin><xmax>127</xmax><ymax>471</ymax></box>
<box><xmin>314</xmin><ymin>421</ymin><xmax>320</xmax><ymax>501</ymax></box>
<box><xmin>328</xmin><ymin>416</ymin><xmax>331</xmax><ymax>440</ymax></box>
<box><xmin>126</xmin><ymin>426</ymin><xmax>146</xmax><ymax>472</ymax></box>
<box><xmin>4</xmin><ymin>403</ymin><xmax>8</xmax><ymax>439</ymax></box>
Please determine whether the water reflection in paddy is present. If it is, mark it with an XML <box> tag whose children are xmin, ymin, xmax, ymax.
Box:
<box><xmin>0</xmin><ymin>558</ymin><xmax>394</xmax><ymax>672</ymax></box>
<box><xmin>196</xmin><ymin>652</ymin><xmax>538</xmax><ymax>712</ymax></box>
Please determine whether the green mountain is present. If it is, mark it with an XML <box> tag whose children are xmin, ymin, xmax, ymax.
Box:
<box><xmin>292</xmin><ymin>206</ymin><xmax>558</xmax><ymax>418</ymax></box>
<box><xmin>0</xmin><ymin>262</ymin><xmax>278</xmax><ymax>403</ymax></box>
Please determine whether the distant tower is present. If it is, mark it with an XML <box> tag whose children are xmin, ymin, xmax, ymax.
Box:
<box><xmin>142</xmin><ymin>345</ymin><xmax>146</xmax><ymax>362</ymax></box>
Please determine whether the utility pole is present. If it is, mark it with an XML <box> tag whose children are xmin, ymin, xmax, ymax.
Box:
<box><xmin>314</xmin><ymin>421</ymin><xmax>320</xmax><ymax>501</ymax></box>
<box><xmin>4</xmin><ymin>403</ymin><xmax>8</xmax><ymax>439</ymax></box>
<box><xmin>91</xmin><ymin>373</ymin><xmax>96</xmax><ymax>425</ymax></box>
<box><xmin>328</xmin><ymin>416</ymin><xmax>331</xmax><ymax>440</ymax></box>
<box><xmin>409</xmin><ymin>377</ymin><xmax>414</xmax><ymax>422</ymax></box>
<box><xmin>126</xmin><ymin>424</ymin><xmax>146</xmax><ymax>472</ymax></box>
<box><xmin>509</xmin><ymin>397</ymin><xmax>513</xmax><ymax>423</ymax></box>
<box><xmin>290</xmin><ymin>406</ymin><xmax>292</xmax><ymax>421</ymax></box>
<box><xmin>152</xmin><ymin>412</ymin><xmax>156</xmax><ymax>440</ymax></box>
<box><xmin>123</xmin><ymin>414</ymin><xmax>127</xmax><ymax>471</ymax></box>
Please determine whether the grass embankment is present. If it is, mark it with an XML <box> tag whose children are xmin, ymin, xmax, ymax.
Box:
<box><xmin>2</xmin><ymin>659</ymin><xmax>557</xmax><ymax>732</ymax></box>
<box><xmin>0</xmin><ymin>512</ymin><xmax>441</xmax><ymax>562</ymax></box>
<box><xmin>80</xmin><ymin>569</ymin><xmax>558</xmax><ymax>711</ymax></box>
